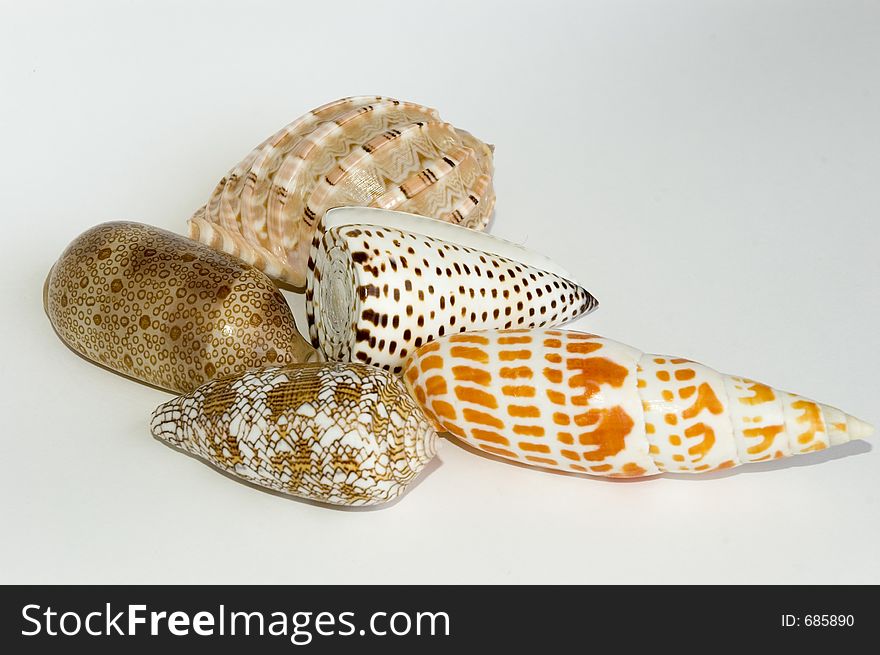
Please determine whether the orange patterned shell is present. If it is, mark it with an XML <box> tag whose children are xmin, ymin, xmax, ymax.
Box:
<box><xmin>189</xmin><ymin>96</ymin><xmax>495</xmax><ymax>287</ymax></box>
<box><xmin>403</xmin><ymin>329</ymin><xmax>873</xmax><ymax>477</ymax></box>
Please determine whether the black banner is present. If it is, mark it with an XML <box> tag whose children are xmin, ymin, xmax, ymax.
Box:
<box><xmin>0</xmin><ymin>585</ymin><xmax>873</xmax><ymax>651</ymax></box>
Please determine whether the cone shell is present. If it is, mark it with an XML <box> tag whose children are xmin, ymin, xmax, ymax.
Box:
<box><xmin>45</xmin><ymin>222</ymin><xmax>316</xmax><ymax>393</ymax></box>
<box><xmin>404</xmin><ymin>329</ymin><xmax>873</xmax><ymax>477</ymax></box>
<box><xmin>306</xmin><ymin>207</ymin><xmax>597</xmax><ymax>372</ymax></box>
<box><xmin>188</xmin><ymin>95</ymin><xmax>496</xmax><ymax>287</ymax></box>
<box><xmin>151</xmin><ymin>362</ymin><xmax>439</xmax><ymax>506</ymax></box>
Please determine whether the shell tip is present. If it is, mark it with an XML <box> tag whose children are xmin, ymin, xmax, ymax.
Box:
<box><xmin>846</xmin><ymin>415</ymin><xmax>874</xmax><ymax>441</ymax></box>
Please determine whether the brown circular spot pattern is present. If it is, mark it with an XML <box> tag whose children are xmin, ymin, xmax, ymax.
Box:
<box><xmin>45</xmin><ymin>221</ymin><xmax>316</xmax><ymax>393</ymax></box>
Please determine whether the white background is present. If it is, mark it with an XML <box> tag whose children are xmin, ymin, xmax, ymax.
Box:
<box><xmin>1</xmin><ymin>0</ymin><xmax>877</xmax><ymax>584</ymax></box>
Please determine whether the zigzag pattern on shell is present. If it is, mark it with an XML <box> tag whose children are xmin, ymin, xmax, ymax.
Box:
<box><xmin>189</xmin><ymin>96</ymin><xmax>495</xmax><ymax>287</ymax></box>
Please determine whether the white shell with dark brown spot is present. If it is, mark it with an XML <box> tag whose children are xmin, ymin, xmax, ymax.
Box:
<box><xmin>305</xmin><ymin>207</ymin><xmax>597</xmax><ymax>372</ymax></box>
<box><xmin>189</xmin><ymin>96</ymin><xmax>495</xmax><ymax>287</ymax></box>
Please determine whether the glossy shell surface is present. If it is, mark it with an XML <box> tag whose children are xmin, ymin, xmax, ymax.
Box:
<box><xmin>306</xmin><ymin>207</ymin><xmax>597</xmax><ymax>372</ymax></box>
<box><xmin>151</xmin><ymin>363</ymin><xmax>439</xmax><ymax>506</ymax></box>
<box><xmin>45</xmin><ymin>222</ymin><xmax>316</xmax><ymax>393</ymax></box>
<box><xmin>189</xmin><ymin>95</ymin><xmax>495</xmax><ymax>287</ymax></box>
<box><xmin>404</xmin><ymin>329</ymin><xmax>873</xmax><ymax>477</ymax></box>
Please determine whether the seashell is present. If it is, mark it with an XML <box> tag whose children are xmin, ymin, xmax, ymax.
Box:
<box><xmin>306</xmin><ymin>207</ymin><xmax>598</xmax><ymax>373</ymax></box>
<box><xmin>150</xmin><ymin>362</ymin><xmax>439</xmax><ymax>506</ymax></box>
<box><xmin>45</xmin><ymin>222</ymin><xmax>316</xmax><ymax>393</ymax></box>
<box><xmin>188</xmin><ymin>95</ymin><xmax>495</xmax><ymax>287</ymax></box>
<box><xmin>404</xmin><ymin>328</ymin><xmax>873</xmax><ymax>477</ymax></box>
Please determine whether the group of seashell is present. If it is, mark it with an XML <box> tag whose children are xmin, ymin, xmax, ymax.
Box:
<box><xmin>45</xmin><ymin>95</ymin><xmax>873</xmax><ymax>507</ymax></box>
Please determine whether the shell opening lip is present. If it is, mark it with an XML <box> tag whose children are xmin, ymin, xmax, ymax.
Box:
<box><xmin>321</xmin><ymin>206</ymin><xmax>587</xmax><ymax>290</ymax></box>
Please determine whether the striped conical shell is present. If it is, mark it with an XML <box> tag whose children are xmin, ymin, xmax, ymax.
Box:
<box><xmin>151</xmin><ymin>362</ymin><xmax>439</xmax><ymax>506</ymax></box>
<box><xmin>188</xmin><ymin>96</ymin><xmax>495</xmax><ymax>287</ymax></box>
<box><xmin>403</xmin><ymin>329</ymin><xmax>872</xmax><ymax>477</ymax></box>
<box><xmin>306</xmin><ymin>207</ymin><xmax>597</xmax><ymax>372</ymax></box>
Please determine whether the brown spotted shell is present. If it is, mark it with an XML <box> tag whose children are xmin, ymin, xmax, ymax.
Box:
<box><xmin>188</xmin><ymin>95</ymin><xmax>495</xmax><ymax>287</ymax></box>
<box><xmin>45</xmin><ymin>221</ymin><xmax>316</xmax><ymax>393</ymax></box>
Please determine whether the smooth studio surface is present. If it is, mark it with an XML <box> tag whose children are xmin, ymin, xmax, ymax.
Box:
<box><xmin>1</xmin><ymin>0</ymin><xmax>877</xmax><ymax>583</ymax></box>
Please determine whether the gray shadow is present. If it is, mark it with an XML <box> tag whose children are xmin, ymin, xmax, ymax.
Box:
<box><xmin>442</xmin><ymin>432</ymin><xmax>872</xmax><ymax>483</ymax></box>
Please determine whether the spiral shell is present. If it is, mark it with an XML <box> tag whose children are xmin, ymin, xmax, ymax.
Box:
<box><xmin>151</xmin><ymin>363</ymin><xmax>438</xmax><ymax>506</ymax></box>
<box><xmin>404</xmin><ymin>329</ymin><xmax>873</xmax><ymax>477</ymax></box>
<box><xmin>45</xmin><ymin>222</ymin><xmax>316</xmax><ymax>393</ymax></box>
<box><xmin>188</xmin><ymin>96</ymin><xmax>495</xmax><ymax>287</ymax></box>
<box><xmin>306</xmin><ymin>207</ymin><xmax>597</xmax><ymax>372</ymax></box>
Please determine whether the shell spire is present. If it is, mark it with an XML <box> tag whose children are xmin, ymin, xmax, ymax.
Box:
<box><xmin>189</xmin><ymin>96</ymin><xmax>496</xmax><ymax>287</ymax></box>
<box><xmin>151</xmin><ymin>362</ymin><xmax>439</xmax><ymax>506</ymax></box>
<box><xmin>403</xmin><ymin>329</ymin><xmax>872</xmax><ymax>477</ymax></box>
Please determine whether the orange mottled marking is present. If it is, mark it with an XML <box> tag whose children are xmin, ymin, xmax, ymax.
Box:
<box><xmin>674</xmin><ymin>368</ymin><xmax>695</xmax><ymax>381</ymax></box>
<box><xmin>653</xmin><ymin>358</ymin><xmax>666</xmax><ymax>364</ymax></box>
<box><xmin>519</xmin><ymin>442</ymin><xmax>550</xmax><ymax>453</ymax></box>
<box><xmin>566</xmin><ymin>341</ymin><xmax>602</xmax><ymax>354</ymax></box>
<box><xmin>543</xmin><ymin>338</ymin><xmax>562</xmax><ymax>348</ymax></box>
<box><xmin>637</xmin><ymin>379</ymin><xmax>646</xmax><ymax>388</ymax></box>
<box><xmin>664</xmin><ymin>414</ymin><xmax>678</xmax><ymax>425</ymax></box>
<box><xmin>443</xmin><ymin>422</ymin><xmax>466</xmax><ymax>437</ymax></box>
<box><xmin>573</xmin><ymin>412</ymin><xmax>600</xmax><ymax>427</ymax></box>
<box><xmin>590</xmin><ymin>464</ymin><xmax>613</xmax><ymax>473</ymax></box>
<box><xmin>499</xmin><ymin>335</ymin><xmax>532</xmax><ymax>344</ymax></box>
<box><xmin>544</xmin><ymin>368</ymin><xmax>563</xmax><ymax>384</ymax></box>
<box><xmin>672</xmin><ymin>454</ymin><xmax>685</xmax><ymax>462</ymax></box>
<box><xmin>557</xmin><ymin>432</ymin><xmax>574</xmax><ymax>444</ymax></box>
<box><xmin>501</xmin><ymin>366</ymin><xmax>532</xmax><ymax>379</ymax></box>
<box><xmin>451</xmin><ymin>346</ymin><xmax>488</xmax><ymax>363</ymax></box>
<box><xmin>684</xmin><ymin>422</ymin><xmax>716</xmax><ymax>462</ymax></box>
<box><xmin>743</xmin><ymin>424</ymin><xmax>784</xmax><ymax>454</ymax></box>
<box><xmin>472</xmin><ymin>429</ymin><xmax>510</xmax><ymax>445</ymax></box>
<box><xmin>545</xmin><ymin>353</ymin><xmax>562</xmax><ymax>363</ymax></box>
<box><xmin>449</xmin><ymin>334</ymin><xmax>489</xmax><ymax>344</ymax></box>
<box><xmin>682</xmin><ymin>383</ymin><xmax>725</xmax><ymax>419</ymax></box>
<box><xmin>569</xmin><ymin>464</ymin><xmax>587</xmax><ymax>472</ymax></box>
<box><xmin>405</xmin><ymin>367</ymin><xmax>419</xmax><ymax>384</ymax></box>
<box><xmin>414</xmin><ymin>387</ymin><xmax>426</xmax><ymax>405</ymax></box>
<box><xmin>645</xmin><ymin>422</ymin><xmax>655</xmax><ymax>434</ymax></box>
<box><xmin>425</xmin><ymin>375</ymin><xmax>447</xmax><ymax>396</ymax></box>
<box><xmin>526</xmin><ymin>455</ymin><xmax>558</xmax><ymax>466</ymax></box>
<box><xmin>662</xmin><ymin>390</ymin><xmax>674</xmax><ymax>402</ymax></box>
<box><xmin>670</xmin><ymin>358</ymin><xmax>691</xmax><ymax>364</ymax></box>
<box><xmin>553</xmin><ymin>412</ymin><xmax>570</xmax><ymax>426</ymax></box>
<box><xmin>420</xmin><ymin>355</ymin><xmax>444</xmax><ymax>372</ymax></box>
<box><xmin>463</xmin><ymin>408</ymin><xmax>504</xmax><ymax>428</ymax></box>
<box><xmin>546</xmin><ymin>390</ymin><xmax>566</xmax><ymax>405</ymax></box>
<box><xmin>561</xmin><ymin>449</ymin><xmax>580</xmax><ymax>461</ymax></box>
<box><xmin>793</xmin><ymin>400</ymin><xmax>825</xmax><ymax>445</ymax></box>
<box><xmin>455</xmin><ymin>386</ymin><xmax>498</xmax><ymax>409</ymax></box>
<box><xmin>499</xmin><ymin>350</ymin><xmax>531</xmax><ymax>361</ymax></box>
<box><xmin>578</xmin><ymin>406</ymin><xmax>634</xmax><ymax>462</ymax></box>
<box><xmin>679</xmin><ymin>385</ymin><xmax>696</xmax><ymax>399</ymax></box>
<box><xmin>621</xmin><ymin>462</ymin><xmax>647</xmax><ymax>477</ymax></box>
<box><xmin>738</xmin><ymin>379</ymin><xmax>776</xmax><ymax>405</ymax></box>
<box><xmin>479</xmin><ymin>444</ymin><xmax>518</xmax><ymax>459</ymax></box>
<box><xmin>715</xmin><ymin>460</ymin><xmax>736</xmax><ymax>470</ymax></box>
<box><xmin>462</xmin><ymin>407</ymin><xmax>504</xmax><ymax>429</ymax></box>
<box><xmin>502</xmin><ymin>385</ymin><xmax>535</xmax><ymax>397</ymax></box>
<box><xmin>567</xmin><ymin>358</ymin><xmax>629</xmax><ymax>407</ymax></box>
<box><xmin>802</xmin><ymin>442</ymin><xmax>827</xmax><ymax>452</ymax></box>
<box><xmin>509</xmin><ymin>405</ymin><xmax>540</xmax><ymax>418</ymax></box>
<box><xmin>420</xmin><ymin>341</ymin><xmax>441</xmax><ymax>353</ymax></box>
<box><xmin>695</xmin><ymin>464</ymin><xmax>711</xmax><ymax>471</ymax></box>
<box><xmin>834</xmin><ymin>422</ymin><xmax>847</xmax><ymax>432</ymax></box>
<box><xmin>452</xmin><ymin>365</ymin><xmax>491</xmax><ymax>386</ymax></box>
<box><xmin>669</xmin><ymin>434</ymin><xmax>681</xmax><ymax>446</ymax></box>
<box><xmin>513</xmin><ymin>425</ymin><xmax>545</xmax><ymax>437</ymax></box>
<box><xmin>656</xmin><ymin>370</ymin><xmax>670</xmax><ymax>381</ymax></box>
<box><xmin>431</xmin><ymin>400</ymin><xmax>456</xmax><ymax>420</ymax></box>
<box><xmin>648</xmin><ymin>444</ymin><xmax>660</xmax><ymax>454</ymax></box>
<box><xmin>568</xmin><ymin>332</ymin><xmax>597</xmax><ymax>340</ymax></box>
